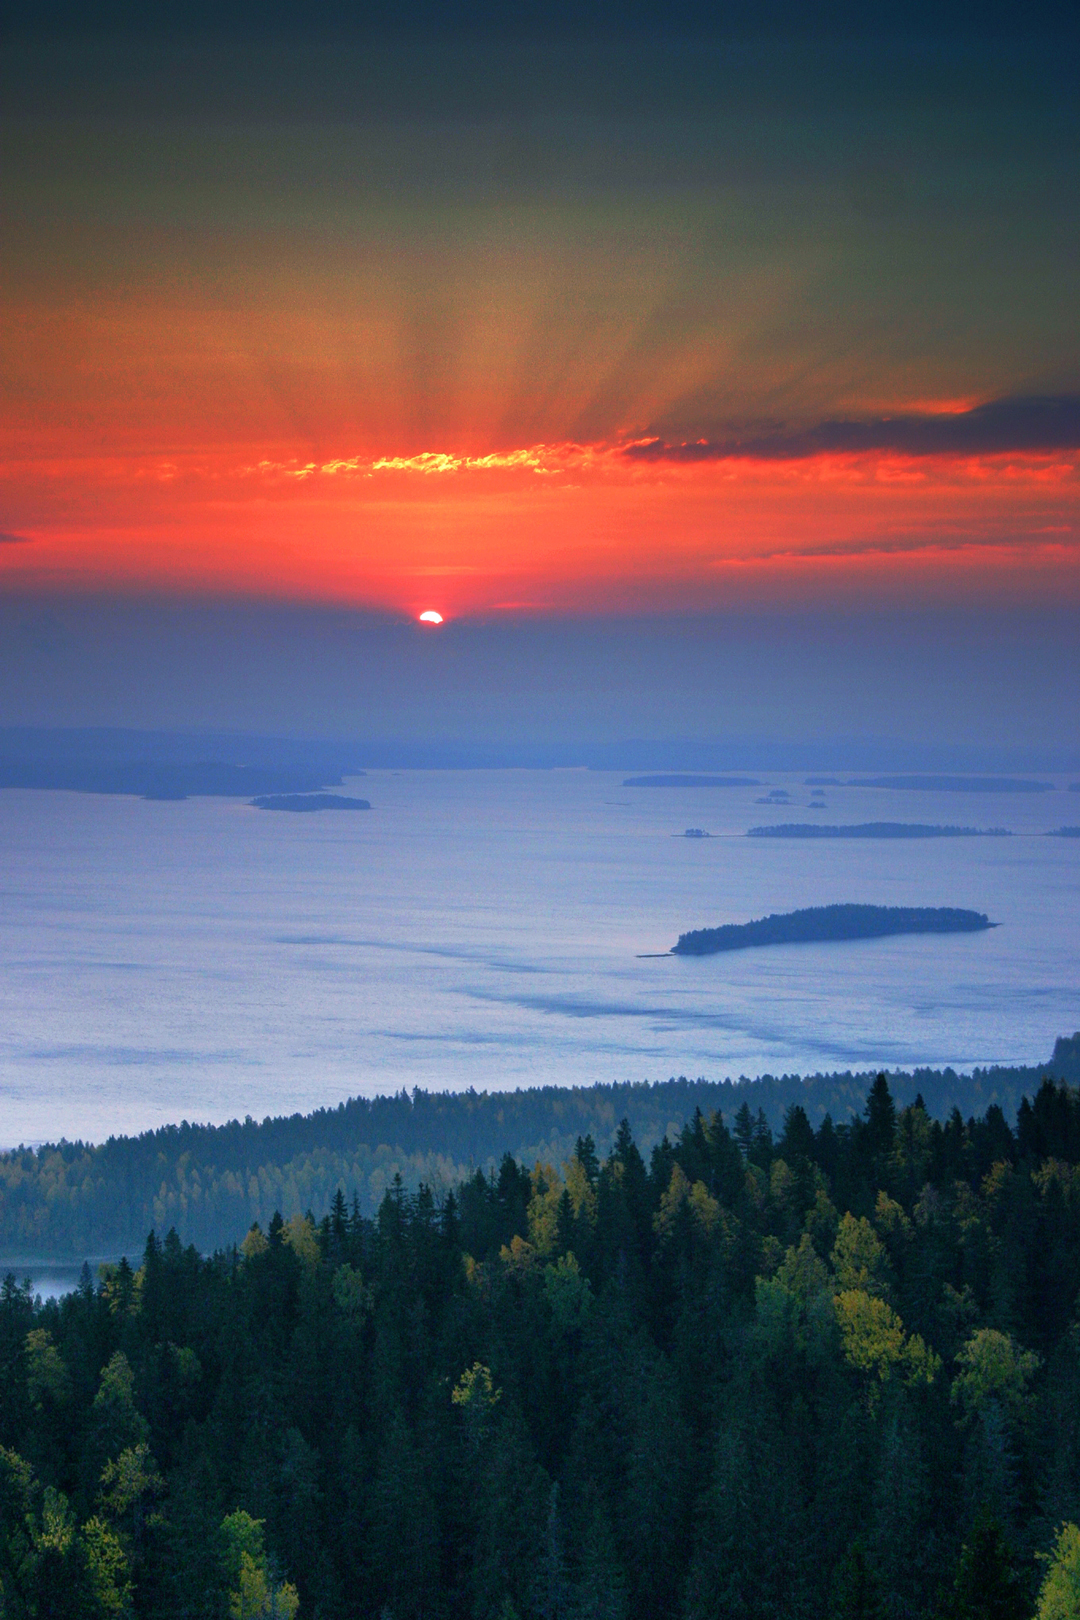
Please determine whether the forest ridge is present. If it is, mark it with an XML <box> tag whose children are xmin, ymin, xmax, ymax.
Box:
<box><xmin>3</xmin><ymin>1073</ymin><xmax>1080</xmax><ymax>1615</ymax></box>
<box><xmin>2</xmin><ymin>1036</ymin><xmax>1078</xmax><ymax>1259</ymax></box>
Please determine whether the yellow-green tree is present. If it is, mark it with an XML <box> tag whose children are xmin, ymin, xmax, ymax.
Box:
<box><xmin>452</xmin><ymin>1361</ymin><xmax>502</xmax><ymax>1446</ymax></box>
<box><xmin>834</xmin><ymin>1290</ymin><xmax>939</xmax><ymax>1389</ymax></box>
<box><xmin>832</xmin><ymin>1214</ymin><xmax>891</xmax><ymax>1297</ymax></box>
<box><xmin>24</xmin><ymin>1328</ymin><xmax>72</xmax><ymax>1410</ymax></box>
<box><xmin>1036</xmin><ymin>1523</ymin><xmax>1080</xmax><ymax>1620</ymax></box>
<box><xmin>221</xmin><ymin>1510</ymin><xmax>299</xmax><ymax>1620</ymax></box>
<box><xmin>952</xmin><ymin>1329</ymin><xmax>1040</xmax><ymax>1420</ymax></box>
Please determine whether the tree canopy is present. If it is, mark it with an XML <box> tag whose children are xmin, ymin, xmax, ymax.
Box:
<box><xmin>2</xmin><ymin>1075</ymin><xmax>1080</xmax><ymax>1617</ymax></box>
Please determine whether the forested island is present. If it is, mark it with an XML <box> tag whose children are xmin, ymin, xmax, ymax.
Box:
<box><xmin>1049</xmin><ymin>827</ymin><xmax>1080</xmax><ymax>837</ymax></box>
<box><xmin>747</xmin><ymin>823</ymin><xmax>1011</xmax><ymax>839</ymax></box>
<box><xmin>672</xmin><ymin>904</ymin><xmax>994</xmax><ymax>957</ymax></box>
<box><xmin>250</xmin><ymin>794</ymin><xmax>371</xmax><ymax>813</ymax></box>
<box><xmin>3</xmin><ymin>1072</ymin><xmax>1080</xmax><ymax>1617</ymax></box>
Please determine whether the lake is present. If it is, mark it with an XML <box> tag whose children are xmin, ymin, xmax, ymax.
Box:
<box><xmin>1</xmin><ymin>769</ymin><xmax>1078</xmax><ymax>1148</ymax></box>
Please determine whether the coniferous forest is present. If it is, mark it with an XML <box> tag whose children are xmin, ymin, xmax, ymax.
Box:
<box><xmin>4</xmin><ymin>1077</ymin><xmax>1080</xmax><ymax>1618</ymax></box>
<box><xmin>5</xmin><ymin>1040</ymin><xmax>1079</xmax><ymax>1259</ymax></box>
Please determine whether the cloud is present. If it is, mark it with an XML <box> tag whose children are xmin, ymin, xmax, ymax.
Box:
<box><xmin>624</xmin><ymin>395</ymin><xmax>1080</xmax><ymax>464</ymax></box>
<box><xmin>249</xmin><ymin>444</ymin><xmax>597</xmax><ymax>481</ymax></box>
<box><xmin>0</xmin><ymin>531</ymin><xmax>32</xmax><ymax>544</ymax></box>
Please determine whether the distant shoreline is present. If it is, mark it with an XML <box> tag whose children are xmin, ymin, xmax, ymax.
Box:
<box><xmin>0</xmin><ymin>762</ymin><xmax>343</xmax><ymax>799</ymax></box>
<box><xmin>827</xmin><ymin>774</ymin><xmax>1054</xmax><ymax>792</ymax></box>
<box><xmin>747</xmin><ymin>822</ymin><xmax>1010</xmax><ymax>839</ymax></box>
<box><xmin>623</xmin><ymin>773</ymin><xmax>761</xmax><ymax>787</ymax></box>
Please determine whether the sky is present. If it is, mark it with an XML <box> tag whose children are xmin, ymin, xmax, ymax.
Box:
<box><xmin>1</xmin><ymin>3</ymin><xmax>1078</xmax><ymax>753</ymax></box>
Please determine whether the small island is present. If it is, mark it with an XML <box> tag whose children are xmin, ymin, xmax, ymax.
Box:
<box><xmin>670</xmin><ymin>903</ymin><xmax>994</xmax><ymax>956</ymax></box>
<box><xmin>746</xmin><ymin>822</ymin><xmax>1011</xmax><ymax>839</ymax></box>
<box><xmin>249</xmin><ymin>793</ymin><xmax>371</xmax><ymax>812</ymax></box>
<box><xmin>681</xmin><ymin>827</ymin><xmax>710</xmax><ymax>838</ymax></box>
<box><xmin>1047</xmin><ymin>826</ymin><xmax>1080</xmax><ymax>837</ymax></box>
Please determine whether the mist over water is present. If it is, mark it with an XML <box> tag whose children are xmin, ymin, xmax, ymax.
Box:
<box><xmin>0</xmin><ymin>769</ymin><xmax>1077</xmax><ymax>1147</ymax></box>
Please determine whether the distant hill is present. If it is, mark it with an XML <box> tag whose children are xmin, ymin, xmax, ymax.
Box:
<box><xmin>672</xmin><ymin>903</ymin><xmax>993</xmax><ymax>957</ymax></box>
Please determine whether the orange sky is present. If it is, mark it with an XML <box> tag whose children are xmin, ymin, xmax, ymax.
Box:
<box><xmin>2</xmin><ymin>29</ymin><xmax>1078</xmax><ymax>619</ymax></box>
<box><xmin>2</xmin><ymin>435</ymin><xmax>1077</xmax><ymax>617</ymax></box>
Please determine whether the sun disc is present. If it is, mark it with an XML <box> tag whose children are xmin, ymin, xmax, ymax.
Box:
<box><xmin>418</xmin><ymin>610</ymin><xmax>444</xmax><ymax>624</ymax></box>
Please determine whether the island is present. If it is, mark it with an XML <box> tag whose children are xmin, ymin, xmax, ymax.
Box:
<box><xmin>746</xmin><ymin>822</ymin><xmax>1011</xmax><ymax>839</ymax></box>
<box><xmin>670</xmin><ymin>903</ymin><xmax>994</xmax><ymax>956</ymax></box>
<box><xmin>622</xmin><ymin>774</ymin><xmax>760</xmax><ymax>787</ymax></box>
<box><xmin>249</xmin><ymin>793</ymin><xmax>371</xmax><ymax>812</ymax></box>
<box><xmin>1047</xmin><ymin>826</ymin><xmax>1080</xmax><ymax>837</ymax></box>
<box><xmin>681</xmin><ymin>827</ymin><xmax>710</xmax><ymax>838</ymax></box>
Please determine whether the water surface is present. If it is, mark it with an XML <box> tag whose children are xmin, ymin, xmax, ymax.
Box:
<box><xmin>1</xmin><ymin>770</ymin><xmax>1077</xmax><ymax>1145</ymax></box>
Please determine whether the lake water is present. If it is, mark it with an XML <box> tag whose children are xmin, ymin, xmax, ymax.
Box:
<box><xmin>1</xmin><ymin>770</ymin><xmax>1078</xmax><ymax>1148</ymax></box>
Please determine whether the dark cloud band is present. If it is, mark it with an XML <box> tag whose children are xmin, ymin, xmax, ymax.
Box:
<box><xmin>625</xmin><ymin>395</ymin><xmax>1080</xmax><ymax>463</ymax></box>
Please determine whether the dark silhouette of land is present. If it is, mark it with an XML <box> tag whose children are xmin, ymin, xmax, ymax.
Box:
<box><xmin>672</xmin><ymin>903</ymin><xmax>993</xmax><ymax>956</ymax></box>
<box><xmin>0</xmin><ymin>727</ymin><xmax>366</xmax><ymax>799</ymax></box>
<box><xmin>747</xmin><ymin>822</ymin><xmax>1010</xmax><ymax>839</ymax></box>
<box><xmin>1048</xmin><ymin>826</ymin><xmax>1080</xmax><ymax>836</ymax></box>
<box><xmin>250</xmin><ymin>793</ymin><xmax>371</xmax><ymax>812</ymax></box>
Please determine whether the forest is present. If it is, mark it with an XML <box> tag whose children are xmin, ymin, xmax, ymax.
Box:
<box><xmin>3</xmin><ymin>1039</ymin><xmax>1079</xmax><ymax>1258</ymax></box>
<box><xmin>3</xmin><ymin>1073</ymin><xmax>1080</xmax><ymax>1617</ymax></box>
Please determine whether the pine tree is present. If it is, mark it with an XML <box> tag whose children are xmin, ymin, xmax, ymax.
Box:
<box><xmin>734</xmin><ymin>1102</ymin><xmax>754</xmax><ymax>1160</ymax></box>
<box><xmin>831</xmin><ymin>1540</ymin><xmax>881</xmax><ymax>1620</ymax></box>
<box><xmin>865</xmin><ymin>1075</ymin><xmax>898</xmax><ymax>1172</ymax></box>
<box><xmin>946</xmin><ymin>1518</ymin><xmax>1027</xmax><ymax>1620</ymax></box>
